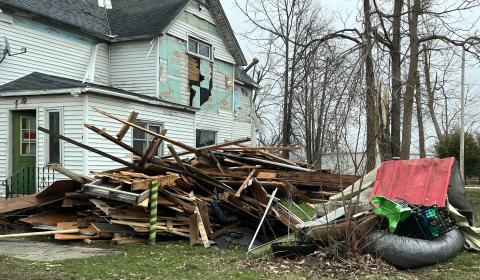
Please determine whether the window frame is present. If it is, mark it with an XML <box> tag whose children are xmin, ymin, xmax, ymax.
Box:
<box><xmin>196</xmin><ymin>129</ymin><xmax>217</xmax><ymax>148</ymax></box>
<box><xmin>45</xmin><ymin>108</ymin><xmax>63</xmax><ymax>164</ymax></box>
<box><xmin>187</xmin><ymin>36</ymin><xmax>213</xmax><ymax>60</ymax></box>
<box><xmin>19</xmin><ymin>116</ymin><xmax>37</xmax><ymax>156</ymax></box>
<box><xmin>132</xmin><ymin>121</ymin><xmax>165</xmax><ymax>157</ymax></box>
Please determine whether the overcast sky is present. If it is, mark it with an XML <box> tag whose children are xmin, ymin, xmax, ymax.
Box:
<box><xmin>221</xmin><ymin>0</ymin><xmax>479</xmax><ymax>146</ymax></box>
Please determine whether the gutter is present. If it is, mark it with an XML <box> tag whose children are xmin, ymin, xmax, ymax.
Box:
<box><xmin>0</xmin><ymin>87</ymin><xmax>198</xmax><ymax>113</ymax></box>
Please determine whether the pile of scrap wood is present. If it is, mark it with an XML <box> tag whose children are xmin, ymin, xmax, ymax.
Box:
<box><xmin>0</xmin><ymin>108</ymin><xmax>357</xmax><ymax>246</ymax></box>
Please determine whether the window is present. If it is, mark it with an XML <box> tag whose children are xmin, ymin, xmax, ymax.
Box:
<box><xmin>196</xmin><ymin>129</ymin><xmax>217</xmax><ymax>147</ymax></box>
<box><xmin>188</xmin><ymin>37</ymin><xmax>212</xmax><ymax>59</ymax></box>
<box><xmin>47</xmin><ymin>110</ymin><xmax>61</xmax><ymax>163</ymax></box>
<box><xmin>20</xmin><ymin>116</ymin><xmax>36</xmax><ymax>156</ymax></box>
<box><xmin>132</xmin><ymin>122</ymin><xmax>164</xmax><ymax>156</ymax></box>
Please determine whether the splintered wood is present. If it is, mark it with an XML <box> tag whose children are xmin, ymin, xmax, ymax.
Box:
<box><xmin>0</xmin><ymin>109</ymin><xmax>358</xmax><ymax>247</ymax></box>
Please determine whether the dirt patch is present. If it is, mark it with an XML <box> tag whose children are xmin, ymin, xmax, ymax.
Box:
<box><xmin>0</xmin><ymin>239</ymin><xmax>120</xmax><ymax>261</ymax></box>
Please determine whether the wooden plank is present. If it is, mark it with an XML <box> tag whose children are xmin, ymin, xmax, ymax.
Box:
<box><xmin>85</xmin><ymin>124</ymin><xmax>143</xmax><ymax>157</ymax></box>
<box><xmin>0</xmin><ymin>195</ymin><xmax>64</xmax><ymax>216</ymax></box>
<box><xmin>161</xmin><ymin>137</ymin><xmax>251</xmax><ymax>159</ymax></box>
<box><xmin>92</xmin><ymin>107</ymin><xmax>204</xmax><ymax>158</ymax></box>
<box><xmin>49</xmin><ymin>164</ymin><xmax>92</xmax><ymax>184</ymax></box>
<box><xmin>19</xmin><ymin>211</ymin><xmax>77</xmax><ymax>226</ymax></box>
<box><xmin>139</xmin><ymin>130</ymin><xmax>166</xmax><ymax>166</ymax></box>
<box><xmin>188</xmin><ymin>214</ymin><xmax>199</xmax><ymax>246</ymax></box>
<box><xmin>197</xmin><ymin>200</ymin><xmax>212</xmax><ymax>237</ymax></box>
<box><xmin>116</xmin><ymin>111</ymin><xmax>139</xmax><ymax>140</ymax></box>
<box><xmin>111</xmin><ymin>220</ymin><xmax>190</xmax><ymax>238</ymax></box>
<box><xmin>39</xmin><ymin>126</ymin><xmax>144</xmax><ymax>171</ymax></box>
<box><xmin>55</xmin><ymin>222</ymin><xmax>100</xmax><ymax>240</ymax></box>
<box><xmin>89</xmin><ymin>199</ymin><xmax>113</xmax><ymax>215</ymax></box>
<box><xmin>194</xmin><ymin>206</ymin><xmax>210</xmax><ymax>248</ymax></box>
<box><xmin>0</xmin><ymin>229</ymin><xmax>80</xmax><ymax>239</ymax></box>
<box><xmin>235</xmin><ymin>169</ymin><xmax>256</xmax><ymax>197</ymax></box>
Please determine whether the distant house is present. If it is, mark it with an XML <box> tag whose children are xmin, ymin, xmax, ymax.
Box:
<box><xmin>0</xmin><ymin>0</ymin><xmax>259</xmax><ymax>196</ymax></box>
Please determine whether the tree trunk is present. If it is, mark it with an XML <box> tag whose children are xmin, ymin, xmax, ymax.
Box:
<box><xmin>415</xmin><ymin>76</ymin><xmax>426</xmax><ymax>158</ymax></box>
<box><xmin>423</xmin><ymin>47</ymin><xmax>443</xmax><ymax>139</ymax></box>
<box><xmin>390</xmin><ymin>0</ymin><xmax>403</xmax><ymax>158</ymax></box>
<box><xmin>363</xmin><ymin>0</ymin><xmax>378</xmax><ymax>171</ymax></box>
<box><xmin>400</xmin><ymin>0</ymin><xmax>420</xmax><ymax>159</ymax></box>
<box><xmin>282</xmin><ymin>39</ymin><xmax>291</xmax><ymax>159</ymax></box>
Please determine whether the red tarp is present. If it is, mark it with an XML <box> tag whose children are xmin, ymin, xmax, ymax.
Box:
<box><xmin>370</xmin><ymin>157</ymin><xmax>455</xmax><ymax>207</ymax></box>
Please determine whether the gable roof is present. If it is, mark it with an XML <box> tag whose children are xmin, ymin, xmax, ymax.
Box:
<box><xmin>0</xmin><ymin>0</ymin><xmax>111</xmax><ymax>39</ymax></box>
<box><xmin>0</xmin><ymin>72</ymin><xmax>196</xmax><ymax>112</ymax></box>
<box><xmin>107</xmin><ymin>0</ymin><xmax>190</xmax><ymax>39</ymax></box>
<box><xmin>0</xmin><ymin>0</ymin><xmax>247</xmax><ymax>65</ymax></box>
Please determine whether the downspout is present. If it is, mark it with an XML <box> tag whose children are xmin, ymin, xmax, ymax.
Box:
<box><xmin>231</xmin><ymin>65</ymin><xmax>235</xmax><ymax>141</ymax></box>
<box><xmin>83</xmin><ymin>44</ymin><xmax>100</xmax><ymax>83</ymax></box>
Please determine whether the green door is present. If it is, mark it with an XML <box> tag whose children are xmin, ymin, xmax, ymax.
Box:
<box><xmin>11</xmin><ymin>110</ymin><xmax>36</xmax><ymax>195</ymax></box>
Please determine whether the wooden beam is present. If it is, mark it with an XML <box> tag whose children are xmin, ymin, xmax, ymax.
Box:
<box><xmin>50</xmin><ymin>163</ymin><xmax>92</xmax><ymax>184</ymax></box>
<box><xmin>117</xmin><ymin>111</ymin><xmax>138</xmax><ymax>140</ymax></box>
<box><xmin>235</xmin><ymin>169</ymin><xmax>256</xmax><ymax>197</ymax></box>
<box><xmin>0</xmin><ymin>229</ymin><xmax>80</xmax><ymax>239</ymax></box>
<box><xmin>93</xmin><ymin>107</ymin><xmax>203</xmax><ymax>157</ymax></box>
<box><xmin>38</xmin><ymin>126</ymin><xmax>143</xmax><ymax>171</ymax></box>
<box><xmin>161</xmin><ymin>137</ymin><xmax>251</xmax><ymax>159</ymax></box>
<box><xmin>85</xmin><ymin>123</ymin><xmax>142</xmax><ymax>157</ymax></box>
<box><xmin>139</xmin><ymin>130</ymin><xmax>167</xmax><ymax>166</ymax></box>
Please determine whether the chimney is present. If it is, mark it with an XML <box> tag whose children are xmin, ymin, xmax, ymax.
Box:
<box><xmin>244</xmin><ymin>58</ymin><xmax>259</xmax><ymax>73</ymax></box>
<box><xmin>97</xmin><ymin>0</ymin><xmax>112</xmax><ymax>9</ymax></box>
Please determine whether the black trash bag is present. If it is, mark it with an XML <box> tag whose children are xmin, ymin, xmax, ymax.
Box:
<box><xmin>364</xmin><ymin>229</ymin><xmax>465</xmax><ymax>269</ymax></box>
<box><xmin>447</xmin><ymin>161</ymin><xmax>475</xmax><ymax>225</ymax></box>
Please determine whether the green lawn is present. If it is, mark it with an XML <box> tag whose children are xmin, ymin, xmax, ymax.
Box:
<box><xmin>1</xmin><ymin>189</ymin><xmax>480</xmax><ymax>279</ymax></box>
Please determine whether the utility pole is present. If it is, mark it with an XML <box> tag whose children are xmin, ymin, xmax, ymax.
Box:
<box><xmin>460</xmin><ymin>48</ymin><xmax>465</xmax><ymax>179</ymax></box>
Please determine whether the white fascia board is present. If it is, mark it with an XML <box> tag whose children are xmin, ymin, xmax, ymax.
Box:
<box><xmin>0</xmin><ymin>88</ymin><xmax>86</xmax><ymax>97</ymax></box>
<box><xmin>86</xmin><ymin>87</ymin><xmax>198</xmax><ymax>113</ymax></box>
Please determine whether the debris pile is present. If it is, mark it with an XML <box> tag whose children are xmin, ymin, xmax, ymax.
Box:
<box><xmin>0</xmin><ymin>108</ymin><xmax>478</xmax><ymax>271</ymax></box>
<box><xmin>0</xmin><ymin>108</ymin><xmax>357</xmax><ymax>247</ymax></box>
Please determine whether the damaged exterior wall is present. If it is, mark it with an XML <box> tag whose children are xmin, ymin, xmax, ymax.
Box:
<box><xmin>158</xmin><ymin>0</ymin><xmax>254</xmax><ymax>144</ymax></box>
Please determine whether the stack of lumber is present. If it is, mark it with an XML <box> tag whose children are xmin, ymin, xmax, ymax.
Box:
<box><xmin>0</xmin><ymin>108</ymin><xmax>357</xmax><ymax>246</ymax></box>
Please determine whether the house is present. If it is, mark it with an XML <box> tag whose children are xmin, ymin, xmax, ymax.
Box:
<box><xmin>0</xmin><ymin>0</ymin><xmax>259</xmax><ymax>197</ymax></box>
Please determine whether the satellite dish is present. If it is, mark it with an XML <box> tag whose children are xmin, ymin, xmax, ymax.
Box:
<box><xmin>0</xmin><ymin>36</ymin><xmax>27</xmax><ymax>64</ymax></box>
<box><xmin>4</xmin><ymin>36</ymin><xmax>11</xmax><ymax>55</ymax></box>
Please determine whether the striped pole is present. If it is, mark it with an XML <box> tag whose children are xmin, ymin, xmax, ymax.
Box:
<box><xmin>149</xmin><ymin>179</ymin><xmax>158</xmax><ymax>245</ymax></box>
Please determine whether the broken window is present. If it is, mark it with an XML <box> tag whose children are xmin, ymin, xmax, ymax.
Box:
<box><xmin>47</xmin><ymin>110</ymin><xmax>61</xmax><ymax>163</ymax></box>
<box><xmin>188</xmin><ymin>37</ymin><xmax>211</xmax><ymax>59</ymax></box>
<box><xmin>20</xmin><ymin>116</ymin><xmax>36</xmax><ymax>156</ymax></box>
<box><xmin>196</xmin><ymin>129</ymin><xmax>217</xmax><ymax>147</ymax></box>
<box><xmin>132</xmin><ymin>122</ymin><xmax>164</xmax><ymax>156</ymax></box>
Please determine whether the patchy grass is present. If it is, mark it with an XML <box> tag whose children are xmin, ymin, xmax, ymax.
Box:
<box><xmin>0</xmin><ymin>189</ymin><xmax>480</xmax><ymax>279</ymax></box>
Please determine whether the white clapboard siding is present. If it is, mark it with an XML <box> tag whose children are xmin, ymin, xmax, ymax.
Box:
<box><xmin>0</xmin><ymin>13</ymin><xmax>106</xmax><ymax>86</ymax></box>
<box><xmin>85</xmin><ymin>95</ymin><xmax>195</xmax><ymax>172</ymax></box>
<box><xmin>185</xmin><ymin>1</ymin><xmax>216</xmax><ymax>24</ymax></box>
<box><xmin>94</xmin><ymin>43</ymin><xmax>110</xmax><ymax>85</ymax></box>
<box><xmin>0</xmin><ymin>95</ymin><xmax>84</xmax><ymax>196</ymax></box>
<box><xmin>195</xmin><ymin>110</ymin><xmax>234</xmax><ymax>144</ymax></box>
<box><xmin>110</xmin><ymin>40</ymin><xmax>157</xmax><ymax>97</ymax></box>
<box><xmin>167</xmin><ymin>2</ymin><xmax>236</xmax><ymax>64</ymax></box>
<box><xmin>232</xmin><ymin>121</ymin><xmax>252</xmax><ymax>143</ymax></box>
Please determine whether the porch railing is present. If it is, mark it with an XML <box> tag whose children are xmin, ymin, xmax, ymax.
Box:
<box><xmin>2</xmin><ymin>166</ymin><xmax>57</xmax><ymax>198</ymax></box>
